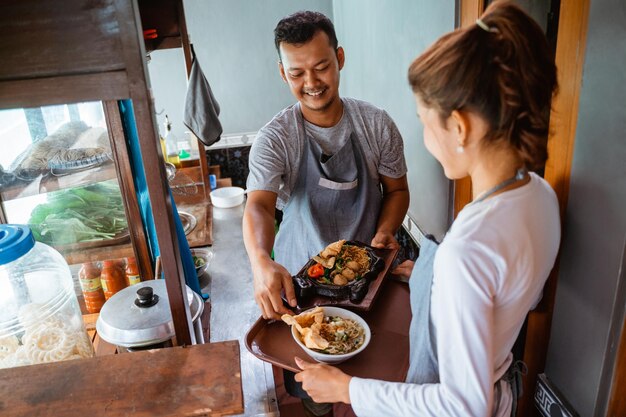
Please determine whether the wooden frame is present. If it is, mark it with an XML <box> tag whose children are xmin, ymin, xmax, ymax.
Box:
<box><xmin>104</xmin><ymin>100</ymin><xmax>154</xmax><ymax>281</ymax></box>
<box><xmin>517</xmin><ymin>2</ymin><xmax>590</xmax><ymax>416</ymax></box>
<box><xmin>453</xmin><ymin>0</ymin><xmax>485</xmax><ymax>217</ymax></box>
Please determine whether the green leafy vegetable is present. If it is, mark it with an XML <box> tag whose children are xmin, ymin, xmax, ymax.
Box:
<box><xmin>28</xmin><ymin>180</ymin><xmax>128</xmax><ymax>246</ymax></box>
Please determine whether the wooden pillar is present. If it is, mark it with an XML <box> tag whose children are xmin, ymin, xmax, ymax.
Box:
<box><xmin>518</xmin><ymin>1</ymin><xmax>590</xmax><ymax>416</ymax></box>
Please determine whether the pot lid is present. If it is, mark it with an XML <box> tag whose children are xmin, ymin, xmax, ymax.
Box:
<box><xmin>96</xmin><ymin>280</ymin><xmax>203</xmax><ymax>347</ymax></box>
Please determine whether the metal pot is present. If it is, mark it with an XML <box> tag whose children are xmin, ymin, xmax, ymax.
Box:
<box><xmin>96</xmin><ymin>280</ymin><xmax>204</xmax><ymax>350</ymax></box>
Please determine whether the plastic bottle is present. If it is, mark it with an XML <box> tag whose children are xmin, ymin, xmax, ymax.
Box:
<box><xmin>0</xmin><ymin>224</ymin><xmax>95</xmax><ymax>369</ymax></box>
<box><xmin>78</xmin><ymin>262</ymin><xmax>106</xmax><ymax>313</ymax></box>
<box><xmin>164</xmin><ymin>115</ymin><xmax>180</xmax><ymax>167</ymax></box>
<box><xmin>125</xmin><ymin>257</ymin><xmax>141</xmax><ymax>286</ymax></box>
<box><xmin>100</xmin><ymin>259</ymin><xmax>127</xmax><ymax>300</ymax></box>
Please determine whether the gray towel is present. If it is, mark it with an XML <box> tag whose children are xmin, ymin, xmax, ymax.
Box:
<box><xmin>183</xmin><ymin>53</ymin><xmax>222</xmax><ymax>146</ymax></box>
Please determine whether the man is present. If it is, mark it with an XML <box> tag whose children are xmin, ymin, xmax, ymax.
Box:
<box><xmin>244</xmin><ymin>11</ymin><xmax>409</xmax><ymax>321</ymax></box>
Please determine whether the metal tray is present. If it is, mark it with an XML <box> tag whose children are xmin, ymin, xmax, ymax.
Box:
<box><xmin>245</xmin><ymin>279</ymin><xmax>411</xmax><ymax>379</ymax></box>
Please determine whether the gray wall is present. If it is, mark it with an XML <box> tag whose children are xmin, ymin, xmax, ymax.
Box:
<box><xmin>333</xmin><ymin>0</ymin><xmax>455</xmax><ymax>239</ymax></box>
<box><xmin>147</xmin><ymin>48</ymin><xmax>188</xmax><ymax>137</ymax></box>
<box><xmin>181</xmin><ymin>0</ymin><xmax>333</xmax><ymax>134</ymax></box>
<box><xmin>544</xmin><ymin>0</ymin><xmax>626</xmax><ymax>415</ymax></box>
<box><xmin>148</xmin><ymin>0</ymin><xmax>333</xmax><ymax>136</ymax></box>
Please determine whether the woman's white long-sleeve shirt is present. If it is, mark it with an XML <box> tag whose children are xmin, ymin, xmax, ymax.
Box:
<box><xmin>349</xmin><ymin>173</ymin><xmax>560</xmax><ymax>417</ymax></box>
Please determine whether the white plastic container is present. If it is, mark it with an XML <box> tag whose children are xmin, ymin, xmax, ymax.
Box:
<box><xmin>210</xmin><ymin>186</ymin><xmax>245</xmax><ymax>208</ymax></box>
<box><xmin>0</xmin><ymin>224</ymin><xmax>94</xmax><ymax>369</ymax></box>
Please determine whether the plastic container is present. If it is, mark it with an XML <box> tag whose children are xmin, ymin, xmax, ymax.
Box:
<box><xmin>163</xmin><ymin>115</ymin><xmax>180</xmax><ymax>167</ymax></box>
<box><xmin>78</xmin><ymin>262</ymin><xmax>106</xmax><ymax>313</ymax></box>
<box><xmin>125</xmin><ymin>257</ymin><xmax>141</xmax><ymax>286</ymax></box>
<box><xmin>210</xmin><ymin>186</ymin><xmax>245</xmax><ymax>208</ymax></box>
<box><xmin>100</xmin><ymin>259</ymin><xmax>127</xmax><ymax>300</ymax></box>
<box><xmin>0</xmin><ymin>224</ymin><xmax>95</xmax><ymax>369</ymax></box>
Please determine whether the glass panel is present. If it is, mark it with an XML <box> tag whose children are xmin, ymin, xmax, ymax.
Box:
<box><xmin>0</xmin><ymin>101</ymin><xmax>138</xmax><ymax>313</ymax></box>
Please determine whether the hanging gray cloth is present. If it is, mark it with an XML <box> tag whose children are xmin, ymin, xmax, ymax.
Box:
<box><xmin>183</xmin><ymin>45</ymin><xmax>222</xmax><ymax>146</ymax></box>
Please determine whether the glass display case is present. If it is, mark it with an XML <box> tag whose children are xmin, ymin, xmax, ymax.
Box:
<box><xmin>0</xmin><ymin>0</ymin><xmax>198</xmax><ymax>353</ymax></box>
<box><xmin>0</xmin><ymin>101</ymin><xmax>154</xmax><ymax>311</ymax></box>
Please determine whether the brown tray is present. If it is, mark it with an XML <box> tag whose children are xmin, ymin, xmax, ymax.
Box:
<box><xmin>246</xmin><ymin>279</ymin><xmax>411</xmax><ymax>381</ymax></box>
<box><xmin>288</xmin><ymin>246</ymin><xmax>399</xmax><ymax>312</ymax></box>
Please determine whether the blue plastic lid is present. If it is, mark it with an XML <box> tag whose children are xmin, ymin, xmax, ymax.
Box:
<box><xmin>0</xmin><ymin>225</ymin><xmax>35</xmax><ymax>266</ymax></box>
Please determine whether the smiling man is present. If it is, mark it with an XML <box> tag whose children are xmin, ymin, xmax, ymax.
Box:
<box><xmin>243</xmin><ymin>11</ymin><xmax>409</xmax><ymax>321</ymax></box>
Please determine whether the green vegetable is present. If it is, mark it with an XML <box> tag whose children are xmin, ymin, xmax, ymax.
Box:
<box><xmin>28</xmin><ymin>180</ymin><xmax>128</xmax><ymax>246</ymax></box>
<box><xmin>193</xmin><ymin>255</ymin><xmax>206</xmax><ymax>268</ymax></box>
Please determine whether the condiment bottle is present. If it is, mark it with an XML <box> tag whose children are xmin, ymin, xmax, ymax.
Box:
<box><xmin>125</xmin><ymin>257</ymin><xmax>141</xmax><ymax>286</ymax></box>
<box><xmin>78</xmin><ymin>262</ymin><xmax>106</xmax><ymax>313</ymax></box>
<box><xmin>164</xmin><ymin>115</ymin><xmax>180</xmax><ymax>167</ymax></box>
<box><xmin>100</xmin><ymin>259</ymin><xmax>127</xmax><ymax>300</ymax></box>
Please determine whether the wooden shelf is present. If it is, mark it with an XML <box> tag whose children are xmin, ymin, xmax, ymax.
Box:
<box><xmin>59</xmin><ymin>241</ymin><xmax>134</xmax><ymax>266</ymax></box>
<box><xmin>0</xmin><ymin>161</ymin><xmax>117</xmax><ymax>201</ymax></box>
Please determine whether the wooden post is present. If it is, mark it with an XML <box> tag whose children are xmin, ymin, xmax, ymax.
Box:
<box><xmin>518</xmin><ymin>1</ymin><xmax>590</xmax><ymax>416</ymax></box>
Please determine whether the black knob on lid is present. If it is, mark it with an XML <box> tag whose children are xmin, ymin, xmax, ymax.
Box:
<box><xmin>135</xmin><ymin>286</ymin><xmax>159</xmax><ymax>308</ymax></box>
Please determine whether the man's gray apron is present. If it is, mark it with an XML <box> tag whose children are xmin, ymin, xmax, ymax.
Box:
<box><xmin>276</xmin><ymin>106</ymin><xmax>384</xmax><ymax>415</ymax></box>
<box><xmin>274</xmin><ymin>107</ymin><xmax>383</xmax><ymax>275</ymax></box>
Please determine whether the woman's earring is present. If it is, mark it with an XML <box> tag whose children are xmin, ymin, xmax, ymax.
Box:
<box><xmin>456</xmin><ymin>145</ymin><xmax>464</xmax><ymax>154</ymax></box>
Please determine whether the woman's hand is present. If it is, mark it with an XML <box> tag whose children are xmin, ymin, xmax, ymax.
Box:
<box><xmin>294</xmin><ymin>357</ymin><xmax>352</xmax><ymax>404</ymax></box>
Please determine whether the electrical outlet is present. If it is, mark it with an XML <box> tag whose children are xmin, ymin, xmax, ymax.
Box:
<box><xmin>535</xmin><ymin>374</ymin><xmax>579</xmax><ymax>417</ymax></box>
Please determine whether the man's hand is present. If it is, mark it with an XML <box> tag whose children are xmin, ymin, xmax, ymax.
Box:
<box><xmin>294</xmin><ymin>357</ymin><xmax>352</xmax><ymax>404</ymax></box>
<box><xmin>244</xmin><ymin>190</ymin><xmax>297</xmax><ymax>320</ymax></box>
<box><xmin>252</xmin><ymin>256</ymin><xmax>297</xmax><ymax>320</ymax></box>
<box><xmin>391</xmin><ymin>259</ymin><xmax>415</xmax><ymax>280</ymax></box>
<box><xmin>370</xmin><ymin>231</ymin><xmax>400</xmax><ymax>250</ymax></box>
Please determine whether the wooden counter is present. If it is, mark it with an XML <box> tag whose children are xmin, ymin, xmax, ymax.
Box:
<box><xmin>0</xmin><ymin>341</ymin><xmax>243</xmax><ymax>417</ymax></box>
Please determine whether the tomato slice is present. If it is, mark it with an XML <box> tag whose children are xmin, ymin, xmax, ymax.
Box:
<box><xmin>307</xmin><ymin>263</ymin><xmax>325</xmax><ymax>278</ymax></box>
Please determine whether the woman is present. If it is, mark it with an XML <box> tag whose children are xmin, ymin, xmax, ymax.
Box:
<box><xmin>293</xmin><ymin>2</ymin><xmax>561</xmax><ymax>416</ymax></box>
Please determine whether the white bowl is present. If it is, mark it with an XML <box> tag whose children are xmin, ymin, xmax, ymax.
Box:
<box><xmin>210</xmin><ymin>186</ymin><xmax>245</xmax><ymax>208</ymax></box>
<box><xmin>290</xmin><ymin>306</ymin><xmax>371</xmax><ymax>364</ymax></box>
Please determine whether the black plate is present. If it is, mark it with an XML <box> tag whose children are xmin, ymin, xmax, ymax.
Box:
<box><xmin>291</xmin><ymin>241</ymin><xmax>385</xmax><ymax>304</ymax></box>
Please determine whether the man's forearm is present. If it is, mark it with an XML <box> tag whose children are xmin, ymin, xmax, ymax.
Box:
<box><xmin>243</xmin><ymin>204</ymin><xmax>276</xmax><ymax>265</ymax></box>
<box><xmin>376</xmin><ymin>189</ymin><xmax>409</xmax><ymax>235</ymax></box>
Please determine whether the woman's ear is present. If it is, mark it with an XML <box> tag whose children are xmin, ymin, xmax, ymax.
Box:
<box><xmin>450</xmin><ymin>110</ymin><xmax>469</xmax><ymax>147</ymax></box>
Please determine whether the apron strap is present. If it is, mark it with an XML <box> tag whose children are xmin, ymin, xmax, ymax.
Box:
<box><xmin>493</xmin><ymin>360</ymin><xmax>528</xmax><ymax>417</ymax></box>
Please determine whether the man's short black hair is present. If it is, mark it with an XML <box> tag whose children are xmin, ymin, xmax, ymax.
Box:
<box><xmin>274</xmin><ymin>11</ymin><xmax>338</xmax><ymax>60</ymax></box>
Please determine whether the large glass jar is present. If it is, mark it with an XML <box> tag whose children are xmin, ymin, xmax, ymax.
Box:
<box><xmin>0</xmin><ymin>224</ymin><xmax>95</xmax><ymax>369</ymax></box>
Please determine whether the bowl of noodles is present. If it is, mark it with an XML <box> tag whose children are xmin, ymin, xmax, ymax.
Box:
<box><xmin>282</xmin><ymin>306</ymin><xmax>370</xmax><ymax>364</ymax></box>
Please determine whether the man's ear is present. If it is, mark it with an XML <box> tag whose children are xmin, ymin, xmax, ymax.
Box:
<box><xmin>450</xmin><ymin>110</ymin><xmax>469</xmax><ymax>147</ymax></box>
<box><xmin>278</xmin><ymin>61</ymin><xmax>287</xmax><ymax>83</ymax></box>
<box><xmin>336</xmin><ymin>46</ymin><xmax>345</xmax><ymax>70</ymax></box>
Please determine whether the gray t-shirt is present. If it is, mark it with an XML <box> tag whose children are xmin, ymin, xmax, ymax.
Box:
<box><xmin>246</xmin><ymin>97</ymin><xmax>407</xmax><ymax>209</ymax></box>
